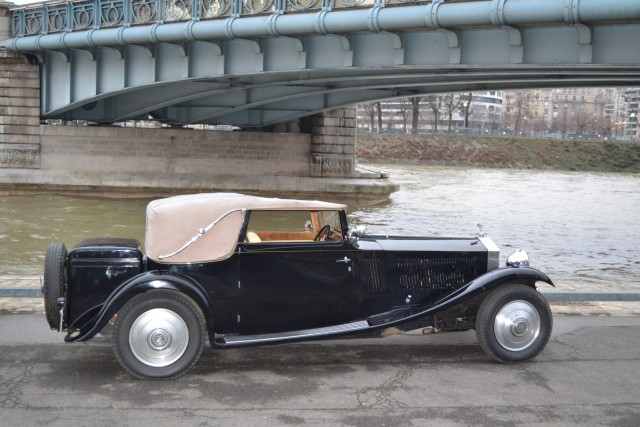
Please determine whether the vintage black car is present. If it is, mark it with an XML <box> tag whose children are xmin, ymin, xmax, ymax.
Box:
<box><xmin>43</xmin><ymin>193</ymin><xmax>553</xmax><ymax>379</ymax></box>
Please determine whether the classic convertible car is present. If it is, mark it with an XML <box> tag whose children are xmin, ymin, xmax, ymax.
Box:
<box><xmin>43</xmin><ymin>193</ymin><xmax>553</xmax><ymax>379</ymax></box>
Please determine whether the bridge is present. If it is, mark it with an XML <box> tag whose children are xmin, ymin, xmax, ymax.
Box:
<box><xmin>3</xmin><ymin>0</ymin><xmax>640</xmax><ymax>127</ymax></box>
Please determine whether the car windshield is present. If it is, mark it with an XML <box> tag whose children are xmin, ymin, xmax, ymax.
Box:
<box><xmin>245</xmin><ymin>210</ymin><xmax>343</xmax><ymax>243</ymax></box>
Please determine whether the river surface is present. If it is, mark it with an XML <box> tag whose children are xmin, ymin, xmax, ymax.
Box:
<box><xmin>1</xmin><ymin>165</ymin><xmax>639</xmax><ymax>288</ymax></box>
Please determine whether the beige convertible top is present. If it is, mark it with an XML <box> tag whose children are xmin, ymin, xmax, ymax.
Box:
<box><xmin>145</xmin><ymin>193</ymin><xmax>346</xmax><ymax>264</ymax></box>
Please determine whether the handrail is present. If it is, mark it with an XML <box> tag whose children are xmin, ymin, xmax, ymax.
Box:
<box><xmin>4</xmin><ymin>0</ymin><xmax>640</xmax><ymax>52</ymax></box>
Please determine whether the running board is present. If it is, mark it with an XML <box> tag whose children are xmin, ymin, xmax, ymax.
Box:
<box><xmin>217</xmin><ymin>320</ymin><xmax>370</xmax><ymax>347</ymax></box>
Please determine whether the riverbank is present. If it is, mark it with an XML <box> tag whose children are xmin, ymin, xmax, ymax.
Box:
<box><xmin>356</xmin><ymin>134</ymin><xmax>640</xmax><ymax>173</ymax></box>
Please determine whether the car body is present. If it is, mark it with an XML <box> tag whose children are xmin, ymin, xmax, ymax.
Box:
<box><xmin>43</xmin><ymin>192</ymin><xmax>554</xmax><ymax>379</ymax></box>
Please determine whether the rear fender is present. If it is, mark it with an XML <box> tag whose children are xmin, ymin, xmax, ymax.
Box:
<box><xmin>65</xmin><ymin>271</ymin><xmax>214</xmax><ymax>343</ymax></box>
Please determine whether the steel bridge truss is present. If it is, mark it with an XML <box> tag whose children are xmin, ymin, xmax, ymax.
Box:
<box><xmin>4</xmin><ymin>0</ymin><xmax>640</xmax><ymax>127</ymax></box>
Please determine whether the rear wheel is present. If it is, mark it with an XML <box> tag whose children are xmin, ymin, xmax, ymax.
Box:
<box><xmin>475</xmin><ymin>284</ymin><xmax>552</xmax><ymax>363</ymax></box>
<box><xmin>43</xmin><ymin>242</ymin><xmax>67</xmax><ymax>330</ymax></box>
<box><xmin>113</xmin><ymin>290</ymin><xmax>206</xmax><ymax>379</ymax></box>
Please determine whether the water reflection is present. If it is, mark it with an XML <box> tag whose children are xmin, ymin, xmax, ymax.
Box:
<box><xmin>1</xmin><ymin>166</ymin><xmax>638</xmax><ymax>288</ymax></box>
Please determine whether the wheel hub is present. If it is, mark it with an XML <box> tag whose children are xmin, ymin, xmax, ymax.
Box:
<box><xmin>129</xmin><ymin>308</ymin><xmax>189</xmax><ymax>367</ymax></box>
<box><xmin>494</xmin><ymin>300</ymin><xmax>541</xmax><ymax>352</ymax></box>
<box><xmin>511</xmin><ymin>318</ymin><xmax>529</xmax><ymax>336</ymax></box>
<box><xmin>148</xmin><ymin>328</ymin><xmax>172</xmax><ymax>351</ymax></box>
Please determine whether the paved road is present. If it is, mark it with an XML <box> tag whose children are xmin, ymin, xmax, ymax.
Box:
<box><xmin>0</xmin><ymin>315</ymin><xmax>639</xmax><ymax>426</ymax></box>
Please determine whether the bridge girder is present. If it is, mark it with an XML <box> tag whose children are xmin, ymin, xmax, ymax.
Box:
<box><xmin>4</xmin><ymin>2</ymin><xmax>640</xmax><ymax>127</ymax></box>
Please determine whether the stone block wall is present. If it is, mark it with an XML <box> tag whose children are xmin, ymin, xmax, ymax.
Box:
<box><xmin>310</xmin><ymin>108</ymin><xmax>356</xmax><ymax>177</ymax></box>
<box><xmin>39</xmin><ymin>126</ymin><xmax>311</xmax><ymax>177</ymax></box>
<box><xmin>0</xmin><ymin>48</ymin><xmax>41</xmax><ymax>169</ymax></box>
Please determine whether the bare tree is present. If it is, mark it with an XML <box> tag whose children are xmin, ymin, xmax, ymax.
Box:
<box><xmin>442</xmin><ymin>94</ymin><xmax>465</xmax><ymax>131</ymax></box>
<box><xmin>375</xmin><ymin>102</ymin><xmax>383</xmax><ymax>134</ymax></box>
<box><xmin>397</xmin><ymin>98</ymin><xmax>412</xmax><ymax>133</ymax></box>
<box><xmin>574</xmin><ymin>106</ymin><xmax>593</xmax><ymax>136</ymax></box>
<box><xmin>424</xmin><ymin>95</ymin><xmax>444</xmax><ymax>132</ymax></box>
<box><xmin>504</xmin><ymin>91</ymin><xmax>528</xmax><ymax>136</ymax></box>
<box><xmin>410</xmin><ymin>97</ymin><xmax>423</xmax><ymax>134</ymax></box>
<box><xmin>360</xmin><ymin>103</ymin><xmax>377</xmax><ymax>133</ymax></box>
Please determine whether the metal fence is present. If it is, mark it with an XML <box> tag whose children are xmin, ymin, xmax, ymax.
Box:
<box><xmin>10</xmin><ymin>0</ymin><xmax>435</xmax><ymax>37</ymax></box>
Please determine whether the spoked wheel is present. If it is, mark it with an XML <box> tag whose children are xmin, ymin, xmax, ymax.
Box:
<box><xmin>113</xmin><ymin>290</ymin><xmax>206</xmax><ymax>379</ymax></box>
<box><xmin>475</xmin><ymin>284</ymin><xmax>553</xmax><ymax>363</ymax></box>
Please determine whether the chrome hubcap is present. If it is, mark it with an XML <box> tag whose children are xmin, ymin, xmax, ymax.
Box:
<box><xmin>129</xmin><ymin>308</ymin><xmax>189</xmax><ymax>367</ymax></box>
<box><xmin>494</xmin><ymin>300</ymin><xmax>540</xmax><ymax>351</ymax></box>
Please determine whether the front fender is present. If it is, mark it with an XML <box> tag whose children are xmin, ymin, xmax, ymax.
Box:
<box><xmin>65</xmin><ymin>271</ymin><xmax>214</xmax><ymax>343</ymax></box>
<box><xmin>467</xmin><ymin>266</ymin><xmax>554</xmax><ymax>293</ymax></box>
<box><xmin>369</xmin><ymin>267</ymin><xmax>553</xmax><ymax>326</ymax></box>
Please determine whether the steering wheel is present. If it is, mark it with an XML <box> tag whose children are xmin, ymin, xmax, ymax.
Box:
<box><xmin>313</xmin><ymin>224</ymin><xmax>332</xmax><ymax>241</ymax></box>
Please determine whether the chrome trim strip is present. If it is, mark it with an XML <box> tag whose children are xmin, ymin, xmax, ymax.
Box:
<box><xmin>222</xmin><ymin>320</ymin><xmax>370</xmax><ymax>345</ymax></box>
<box><xmin>478</xmin><ymin>235</ymin><xmax>500</xmax><ymax>271</ymax></box>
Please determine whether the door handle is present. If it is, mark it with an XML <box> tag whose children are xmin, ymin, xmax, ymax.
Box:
<box><xmin>336</xmin><ymin>256</ymin><xmax>351</xmax><ymax>263</ymax></box>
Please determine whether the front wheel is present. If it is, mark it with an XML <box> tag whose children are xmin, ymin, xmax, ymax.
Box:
<box><xmin>475</xmin><ymin>284</ymin><xmax>552</xmax><ymax>363</ymax></box>
<box><xmin>113</xmin><ymin>290</ymin><xmax>206</xmax><ymax>379</ymax></box>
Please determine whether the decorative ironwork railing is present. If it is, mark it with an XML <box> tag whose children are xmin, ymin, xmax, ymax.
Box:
<box><xmin>9</xmin><ymin>0</ymin><xmax>433</xmax><ymax>38</ymax></box>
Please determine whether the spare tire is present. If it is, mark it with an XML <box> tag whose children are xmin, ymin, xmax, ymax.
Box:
<box><xmin>43</xmin><ymin>242</ymin><xmax>68</xmax><ymax>330</ymax></box>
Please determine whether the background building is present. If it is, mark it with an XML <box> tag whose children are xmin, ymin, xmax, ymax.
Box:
<box><xmin>356</xmin><ymin>87</ymin><xmax>639</xmax><ymax>140</ymax></box>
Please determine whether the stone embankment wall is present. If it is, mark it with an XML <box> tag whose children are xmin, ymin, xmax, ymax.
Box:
<box><xmin>357</xmin><ymin>133</ymin><xmax>640</xmax><ymax>173</ymax></box>
<box><xmin>40</xmin><ymin>126</ymin><xmax>311</xmax><ymax>177</ymax></box>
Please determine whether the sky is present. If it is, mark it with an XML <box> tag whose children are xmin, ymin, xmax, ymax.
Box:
<box><xmin>8</xmin><ymin>0</ymin><xmax>43</xmax><ymax>5</ymax></box>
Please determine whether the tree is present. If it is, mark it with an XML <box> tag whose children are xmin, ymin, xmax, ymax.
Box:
<box><xmin>509</xmin><ymin>92</ymin><xmax>528</xmax><ymax>136</ymax></box>
<box><xmin>375</xmin><ymin>102</ymin><xmax>383</xmax><ymax>134</ymax></box>
<box><xmin>424</xmin><ymin>95</ymin><xmax>444</xmax><ymax>132</ymax></box>
<box><xmin>360</xmin><ymin>103</ymin><xmax>376</xmax><ymax>133</ymax></box>
<box><xmin>410</xmin><ymin>96</ymin><xmax>422</xmax><ymax>134</ymax></box>
<box><xmin>396</xmin><ymin>98</ymin><xmax>412</xmax><ymax>133</ymax></box>
<box><xmin>574</xmin><ymin>105</ymin><xmax>593</xmax><ymax>136</ymax></box>
<box><xmin>442</xmin><ymin>94</ymin><xmax>465</xmax><ymax>131</ymax></box>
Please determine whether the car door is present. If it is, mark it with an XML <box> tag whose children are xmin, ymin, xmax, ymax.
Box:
<box><xmin>236</xmin><ymin>210</ymin><xmax>359</xmax><ymax>335</ymax></box>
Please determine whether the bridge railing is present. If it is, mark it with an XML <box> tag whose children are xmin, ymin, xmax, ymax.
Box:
<box><xmin>9</xmin><ymin>0</ymin><xmax>441</xmax><ymax>38</ymax></box>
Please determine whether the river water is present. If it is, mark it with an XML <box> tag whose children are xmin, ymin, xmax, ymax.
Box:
<box><xmin>1</xmin><ymin>165</ymin><xmax>639</xmax><ymax>288</ymax></box>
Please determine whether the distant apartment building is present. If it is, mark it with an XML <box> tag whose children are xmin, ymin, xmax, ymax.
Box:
<box><xmin>356</xmin><ymin>91</ymin><xmax>502</xmax><ymax>133</ymax></box>
<box><xmin>620</xmin><ymin>88</ymin><xmax>640</xmax><ymax>138</ymax></box>
<box><xmin>502</xmin><ymin>88</ymin><xmax>620</xmax><ymax>138</ymax></box>
<box><xmin>461</xmin><ymin>91</ymin><xmax>503</xmax><ymax>133</ymax></box>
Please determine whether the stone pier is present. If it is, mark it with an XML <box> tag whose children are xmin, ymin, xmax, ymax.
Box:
<box><xmin>0</xmin><ymin>2</ymin><xmax>40</xmax><ymax>170</ymax></box>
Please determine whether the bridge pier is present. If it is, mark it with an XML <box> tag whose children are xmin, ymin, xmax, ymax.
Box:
<box><xmin>0</xmin><ymin>2</ymin><xmax>40</xmax><ymax>170</ymax></box>
<box><xmin>310</xmin><ymin>108</ymin><xmax>356</xmax><ymax>178</ymax></box>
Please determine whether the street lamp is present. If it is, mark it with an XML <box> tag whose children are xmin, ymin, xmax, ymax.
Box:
<box><xmin>463</xmin><ymin>102</ymin><xmax>469</xmax><ymax>128</ymax></box>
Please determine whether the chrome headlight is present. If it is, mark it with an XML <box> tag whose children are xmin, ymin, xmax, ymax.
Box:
<box><xmin>506</xmin><ymin>249</ymin><xmax>529</xmax><ymax>267</ymax></box>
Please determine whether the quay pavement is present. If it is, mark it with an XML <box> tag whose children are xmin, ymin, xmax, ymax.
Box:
<box><xmin>0</xmin><ymin>314</ymin><xmax>638</xmax><ymax>425</ymax></box>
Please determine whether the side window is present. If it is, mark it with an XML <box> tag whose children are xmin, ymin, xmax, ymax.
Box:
<box><xmin>245</xmin><ymin>210</ymin><xmax>343</xmax><ymax>243</ymax></box>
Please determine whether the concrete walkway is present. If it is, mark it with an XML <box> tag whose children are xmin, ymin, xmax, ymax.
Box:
<box><xmin>1</xmin><ymin>275</ymin><xmax>639</xmax><ymax>316</ymax></box>
<box><xmin>0</xmin><ymin>315</ymin><xmax>638</xmax><ymax>425</ymax></box>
